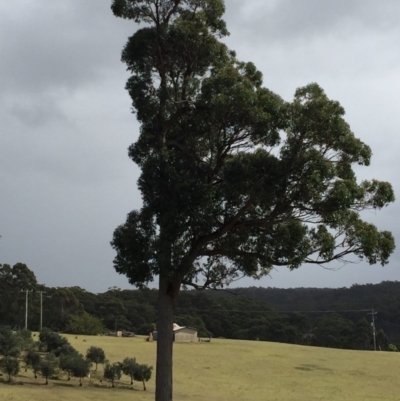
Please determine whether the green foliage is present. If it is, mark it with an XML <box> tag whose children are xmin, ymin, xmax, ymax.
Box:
<box><xmin>111</xmin><ymin>0</ymin><xmax>395</xmax><ymax>301</ymax></box>
<box><xmin>39</xmin><ymin>328</ymin><xmax>69</xmax><ymax>352</ymax></box>
<box><xmin>1</xmin><ymin>356</ymin><xmax>20</xmax><ymax>381</ymax></box>
<box><xmin>85</xmin><ymin>346</ymin><xmax>106</xmax><ymax>370</ymax></box>
<box><xmin>16</xmin><ymin>329</ymin><xmax>34</xmax><ymax>352</ymax></box>
<box><xmin>0</xmin><ymin>264</ymin><xmax>38</xmax><ymax>329</ymax></box>
<box><xmin>69</xmin><ymin>353</ymin><xmax>91</xmax><ymax>385</ymax></box>
<box><xmin>65</xmin><ymin>312</ymin><xmax>105</xmax><ymax>335</ymax></box>
<box><xmin>59</xmin><ymin>354</ymin><xmax>73</xmax><ymax>380</ymax></box>
<box><xmin>133</xmin><ymin>363</ymin><xmax>153</xmax><ymax>391</ymax></box>
<box><xmin>120</xmin><ymin>357</ymin><xmax>153</xmax><ymax>389</ymax></box>
<box><xmin>0</xmin><ymin>326</ymin><xmax>21</xmax><ymax>358</ymax></box>
<box><xmin>39</xmin><ymin>353</ymin><xmax>58</xmax><ymax>385</ymax></box>
<box><xmin>313</xmin><ymin>314</ymin><xmax>357</xmax><ymax>349</ymax></box>
<box><xmin>103</xmin><ymin>362</ymin><xmax>122</xmax><ymax>388</ymax></box>
<box><xmin>24</xmin><ymin>348</ymin><xmax>41</xmax><ymax>378</ymax></box>
<box><xmin>174</xmin><ymin>315</ymin><xmax>210</xmax><ymax>337</ymax></box>
<box><xmin>376</xmin><ymin>329</ymin><xmax>389</xmax><ymax>350</ymax></box>
<box><xmin>52</xmin><ymin>343</ymin><xmax>77</xmax><ymax>358</ymax></box>
<box><xmin>137</xmin><ymin>322</ymin><xmax>156</xmax><ymax>336</ymax></box>
<box><xmin>43</xmin><ymin>287</ymin><xmax>83</xmax><ymax>331</ymax></box>
<box><xmin>121</xmin><ymin>357</ymin><xmax>137</xmax><ymax>384</ymax></box>
<box><xmin>388</xmin><ymin>344</ymin><xmax>398</xmax><ymax>352</ymax></box>
<box><xmin>353</xmin><ymin>319</ymin><xmax>372</xmax><ymax>350</ymax></box>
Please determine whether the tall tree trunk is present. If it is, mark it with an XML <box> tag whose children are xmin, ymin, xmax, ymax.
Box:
<box><xmin>155</xmin><ymin>274</ymin><xmax>175</xmax><ymax>401</ymax></box>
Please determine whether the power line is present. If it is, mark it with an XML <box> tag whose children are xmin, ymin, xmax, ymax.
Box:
<box><xmin>175</xmin><ymin>307</ymin><xmax>373</xmax><ymax>314</ymax></box>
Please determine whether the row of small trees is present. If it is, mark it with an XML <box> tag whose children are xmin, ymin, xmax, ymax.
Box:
<box><xmin>105</xmin><ymin>358</ymin><xmax>153</xmax><ymax>390</ymax></box>
<box><xmin>0</xmin><ymin>327</ymin><xmax>152</xmax><ymax>389</ymax></box>
<box><xmin>0</xmin><ymin>326</ymin><xmax>91</xmax><ymax>385</ymax></box>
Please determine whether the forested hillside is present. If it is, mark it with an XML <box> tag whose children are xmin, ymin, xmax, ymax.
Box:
<box><xmin>216</xmin><ymin>283</ymin><xmax>400</xmax><ymax>345</ymax></box>
<box><xmin>1</xmin><ymin>263</ymin><xmax>399</xmax><ymax>350</ymax></box>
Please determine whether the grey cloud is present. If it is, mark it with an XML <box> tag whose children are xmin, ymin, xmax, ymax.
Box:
<box><xmin>0</xmin><ymin>0</ymin><xmax>133</xmax><ymax>96</ymax></box>
<box><xmin>7</xmin><ymin>94</ymin><xmax>68</xmax><ymax>128</ymax></box>
<box><xmin>225</xmin><ymin>0</ymin><xmax>400</xmax><ymax>44</ymax></box>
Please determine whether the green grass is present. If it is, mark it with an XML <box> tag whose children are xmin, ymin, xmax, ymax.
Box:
<box><xmin>1</xmin><ymin>334</ymin><xmax>400</xmax><ymax>401</ymax></box>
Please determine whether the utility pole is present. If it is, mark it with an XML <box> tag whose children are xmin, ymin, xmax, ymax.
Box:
<box><xmin>39</xmin><ymin>291</ymin><xmax>46</xmax><ymax>331</ymax></box>
<box><xmin>25</xmin><ymin>289</ymin><xmax>28</xmax><ymax>330</ymax></box>
<box><xmin>368</xmin><ymin>309</ymin><xmax>377</xmax><ymax>351</ymax></box>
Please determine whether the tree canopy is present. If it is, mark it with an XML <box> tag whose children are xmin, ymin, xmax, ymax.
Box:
<box><xmin>122</xmin><ymin>357</ymin><xmax>138</xmax><ymax>385</ymax></box>
<box><xmin>110</xmin><ymin>1</ymin><xmax>395</xmax><ymax>400</ymax></box>
<box><xmin>0</xmin><ymin>263</ymin><xmax>38</xmax><ymax>328</ymax></box>
<box><xmin>111</xmin><ymin>0</ymin><xmax>394</xmax><ymax>291</ymax></box>
<box><xmin>85</xmin><ymin>346</ymin><xmax>106</xmax><ymax>371</ymax></box>
<box><xmin>70</xmin><ymin>353</ymin><xmax>91</xmax><ymax>386</ymax></box>
<box><xmin>104</xmin><ymin>362</ymin><xmax>122</xmax><ymax>388</ymax></box>
<box><xmin>39</xmin><ymin>353</ymin><xmax>58</xmax><ymax>385</ymax></box>
<box><xmin>25</xmin><ymin>348</ymin><xmax>41</xmax><ymax>378</ymax></box>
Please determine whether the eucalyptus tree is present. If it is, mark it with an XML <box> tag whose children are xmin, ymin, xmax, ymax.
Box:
<box><xmin>110</xmin><ymin>1</ymin><xmax>395</xmax><ymax>400</ymax></box>
<box><xmin>0</xmin><ymin>264</ymin><xmax>38</xmax><ymax>327</ymax></box>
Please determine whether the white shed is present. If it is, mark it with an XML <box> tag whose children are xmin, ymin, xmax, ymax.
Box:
<box><xmin>173</xmin><ymin>324</ymin><xmax>198</xmax><ymax>342</ymax></box>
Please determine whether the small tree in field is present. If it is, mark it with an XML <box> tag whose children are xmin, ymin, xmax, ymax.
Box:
<box><xmin>39</xmin><ymin>353</ymin><xmax>58</xmax><ymax>385</ymax></box>
<box><xmin>133</xmin><ymin>363</ymin><xmax>153</xmax><ymax>391</ymax></box>
<box><xmin>122</xmin><ymin>357</ymin><xmax>138</xmax><ymax>385</ymax></box>
<box><xmin>59</xmin><ymin>353</ymin><xmax>76</xmax><ymax>381</ymax></box>
<box><xmin>103</xmin><ymin>362</ymin><xmax>122</xmax><ymax>388</ymax></box>
<box><xmin>70</xmin><ymin>353</ymin><xmax>91</xmax><ymax>386</ymax></box>
<box><xmin>0</xmin><ymin>326</ymin><xmax>20</xmax><ymax>358</ymax></box>
<box><xmin>16</xmin><ymin>329</ymin><xmax>33</xmax><ymax>352</ymax></box>
<box><xmin>86</xmin><ymin>346</ymin><xmax>106</xmax><ymax>371</ymax></box>
<box><xmin>1</xmin><ymin>357</ymin><xmax>20</xmax><ymax>381</ymax></box>
<box><xmin>24</xmin><ymin>348</ymin><xmax>41</xmax><ymax>378</ymax></box>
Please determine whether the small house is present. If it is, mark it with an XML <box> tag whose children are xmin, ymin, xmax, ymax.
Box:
<box><xmin>173</xmin><ymin>323</ymin><xmax>198</xmax><ymax>343</ymax></box>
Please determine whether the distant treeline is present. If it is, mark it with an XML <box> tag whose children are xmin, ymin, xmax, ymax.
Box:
<box><xmin>1</xmin><ymin>263</ymin><xmax>399</xmax><ymax>351</ymax></box>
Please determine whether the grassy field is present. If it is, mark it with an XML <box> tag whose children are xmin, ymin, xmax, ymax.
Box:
<box><xmin>1</xmin><ymin>334</ymin><xmax>400</xmax><ymax>401</ymax></box>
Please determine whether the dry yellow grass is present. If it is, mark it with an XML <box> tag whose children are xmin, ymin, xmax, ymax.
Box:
<box><xmin>1</xmin><ymin>334</ymin><xmax>399</xmax><ymax>401</ymax></box>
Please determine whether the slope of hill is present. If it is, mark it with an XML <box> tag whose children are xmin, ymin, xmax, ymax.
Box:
<box><xmin>4</xmin><ymin>335</ymin><xmax>400</xmax><ymax>401</ymax></box>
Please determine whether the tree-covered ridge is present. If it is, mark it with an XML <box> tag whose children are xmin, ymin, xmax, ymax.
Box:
<box><xmin>0</xmin><ymin>263</ymin><xmax>399</xmax><ymax>350</ymax></box>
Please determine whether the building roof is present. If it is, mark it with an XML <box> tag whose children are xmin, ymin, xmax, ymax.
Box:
<box><xmin>173</xmin><ymin>323</ymin><xmax>197</xmax><ymax>332</ymax></box>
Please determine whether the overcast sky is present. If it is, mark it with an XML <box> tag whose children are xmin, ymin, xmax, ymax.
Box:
<box><xmin>1</xmin><ymin>0</ymin><xmax>399</xmax><ymax>293</ymax></box>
